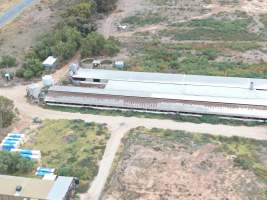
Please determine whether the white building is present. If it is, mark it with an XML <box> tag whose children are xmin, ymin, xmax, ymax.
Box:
<box><xmin>42</xmin><ymin>56</ymin><xmax>57</xmax><ymax>69</ymax></box>
<box><xmin>45</xmin><ymin>69</ymin><xmax>267</xmax><ymax>119</ymax></box>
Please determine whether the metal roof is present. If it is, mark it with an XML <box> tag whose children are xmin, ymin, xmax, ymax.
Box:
<box><xmin>47</xmin><ymin>176</ymin><xmax>73</xmax><ymax>200</ymax></box>
<box><xmin>48</xmin><ymin>77</ymin><xmax>267</xmax><ymax>106</ymax></box>
<box><xmin>43</xmin><ymin>56</ymin><xmax>57</xmax><ymax>66</ymax></box>
<box><xmin>0</xmin><ymin>175</ymin><xmax>74</xmax><ymax>200</ymax></box>
<box><xmin>0</xmin><ymin>175</ymin><xmax>54</xmax><ymax>199</ymax></box>
<box><xmin>72</xmin><ymin>69</ymin><xmax>267</xmax><ymax>90</ymax></box>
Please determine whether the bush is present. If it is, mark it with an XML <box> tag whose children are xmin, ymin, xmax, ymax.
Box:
<box><xmin>81</xmin><ymin>33</ymin><xmax>120</xmax><ymax>57</ymax></box>
<box><xmin>0</xmin><ymin>55</ymin><xmax>16</xmax><ymax>68</ymax></box>
<box><xmin>0</xmin><ymin>151</ymin><xmax>34</xmax><ymax>174</ymax></box>
<box><xmin>0</xmin><ymin>96</ymin><xmax>16</xmax><ymax>128</ymax></box>
<box><xmin>20</xmin><ymin>58</ymin><xmax>43</xmax><ymax>79</ymax></box>
<box><xmin>96</xmin><ymin>0</ymin><xmax>118</xmax><ymax>13</ymax></box>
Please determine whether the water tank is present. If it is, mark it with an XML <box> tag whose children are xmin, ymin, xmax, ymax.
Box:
<box><xmin>27</xmin><ymin>84</ymin><xmax>41</xmax><ymax>99</ymax></box>
<box><xmin>42</xmin><ymin>75</ymin><xmax>54</xmax><ymax>87</ymax></box>
<box><xmin>69</xmin><ymin>63</ymin><xmax>79</xmax><ymax>74</ymax></box>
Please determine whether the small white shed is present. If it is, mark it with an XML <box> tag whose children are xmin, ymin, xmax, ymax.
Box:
<box><xmin>42</xmin><ymin>56</ymin><xmax>57</xmax><ymax>69</ymax></box>
<box><xmin>27</xmin><ymin>84</ymin><xmax>41</xmax><ymax>100</ymax></box>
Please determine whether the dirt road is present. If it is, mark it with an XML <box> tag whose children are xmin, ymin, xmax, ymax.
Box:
<box><xmin>1</xmin><ymin>0</ymin><xmax>267</xmax><ymax>199</ymax></box>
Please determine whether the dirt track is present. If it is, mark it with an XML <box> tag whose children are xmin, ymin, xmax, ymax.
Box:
<box><xmin>1</xmin><ymin>0</ymin><xmax>267</xmax><ymax>199</ymax></box>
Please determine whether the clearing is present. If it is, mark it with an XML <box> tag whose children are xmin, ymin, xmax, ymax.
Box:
<box><xmin>102</xmin><ymin>127</ymin><xmax>267</xmax><ymax>199</ymax></box>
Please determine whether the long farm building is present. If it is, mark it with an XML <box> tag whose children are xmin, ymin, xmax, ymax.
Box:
<box><xmin>45</xmin><ymin>69</ymin><xmax>267</xmax><ymax>120</ymax></box>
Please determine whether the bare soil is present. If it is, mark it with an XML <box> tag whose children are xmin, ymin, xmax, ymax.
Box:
<box><xmin>102</xmin><ymin>129</ymin><xmax>267</xmax><ymax>200</ymax></box>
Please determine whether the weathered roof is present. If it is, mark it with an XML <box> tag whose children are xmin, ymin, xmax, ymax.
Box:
<box><xmin>0</xmin><ymin>175</ymin><xmax>54</xmax><ymax>199</ymax></box>
<box><xmin>0</xmin><ymin>175</ymin><xmax>74</xmax><ymax>200</ymax></box>
<box><xmin>72</xmin><ymin>69</ymin><xmax>267</xmax><ymax>90</ymax></box>
<box><xmin>47</xmin><ymin>77</ymin><xmax>267</xmax><ymax>106</ymax></box>
<box><xmin>47</xmin><ymin>176</ymin><xmax>73</xmax><ymax>200</ymax></box>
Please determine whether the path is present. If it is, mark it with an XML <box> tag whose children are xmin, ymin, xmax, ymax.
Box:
<box><xmin>1</xmin><ymin>0</ymin><xmax>267</xmax><ymax>199</ymax></box>
<box><xmin>0</xmin><ymin>0</ymin><xmax>36</xmax><ymax>29</ymax></box>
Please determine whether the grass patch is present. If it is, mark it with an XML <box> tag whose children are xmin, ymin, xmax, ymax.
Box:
<box><xmin>45</xmin><ymin>105</ymin><xmax>267</xmax><ymax>127</ymax></box>
<box><xmin>223</xmin><ymin>42</ymin><xmax>262</xmax><ymax>52</ymax></box>
<box><xmin>24</xmin><ymin>119</ymin><xmax>110</xmax><ymax>192</ymax></box>
<box><xmin>161</xmin><ymin>17</ymin><xmax>262</xmax><ymax>41</ymax></box>
<box><xmin>129</xmin><ymin>41</ymin><xmax>267</xmax><ymax>77</ymax></box>
<box><xmin>121</xmin><ymin>11</ymin><xmax>165</xmax><ymax>27</ymax></box>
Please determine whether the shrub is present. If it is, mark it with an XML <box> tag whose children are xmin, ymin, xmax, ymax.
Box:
<box><xmin>0</xmin><ymin>151</ymin><xmax>34</xmax><ymax>174</ymax></box>
<box><xmin>20</xmin><ymin>58</ymin><xmax>43</xmax><ymax>79</ymax></box>
<box><xmin>0</xmin><ymin>96</ymin><xmax>16</xmax><ymax>128</ymax></box>
<box><xmin>0</xmin><ymin>55</ymin><xmax>16</xmax><ymax>68</ymax></box>
<box><xmin>96</xmin><ymin>0</ymin><xmax>118</xmax><ymax>13</ymax></box>
<box><xmin>81</xmin><ymin>33</ymin><xmax>120</xmax><ymax>57</ymax></box>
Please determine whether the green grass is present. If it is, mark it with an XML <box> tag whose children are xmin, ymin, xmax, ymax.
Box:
<box><xmin>223</xmin><ymin>42</ymin><xmax>262</xmax><ymax>52</ymax></box>
<box><xmin>128</xmin><ymin>40</ymin><xmax>267</xmax><ymax>78</ymax></box>
<box><xmin>121</xmin><ymin>11</ymin><xmax>165</xmax><ymax>27</ymax></box>
<box><xmin>161</xmin><ymin>17</ymin><xmax>262</xmax><ymax>41</ymax></box>
<box><xmin>46</xmin><ymin>105</ymin><xmax>267</xmax><ymax>127</ymax></box>
<box><xmin>24</xmin><ymin>119</ymin><xmax>110</xmax><ymax>192</ymax></box>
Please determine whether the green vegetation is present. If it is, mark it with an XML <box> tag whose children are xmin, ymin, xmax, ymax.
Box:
<box><xmin>81</xmin><ymin>33</ymin><xmax>120</xmax><ymax>58</ymax></box>
<box><xmin>16</xmin><ymin>58</ymin><xmax>43</xmax><ymax>80</ymax></box>
<box><xmin>223</xmin><ymin>42</ymin><xmax>262</xmax><ymax>52</ymax></box>
<box><xmin>122</xmin><ymin>12</ymin><xmax>165</xmax><ymax>27</ymax></box>
<box><xmin>16</xmin><ymin>1</ymin><xmax>120</xmax><ymax>80</ymax></box>
<box><xmin>96</xmin><ymin>0</ymin><xmax>118</xmax><ymax>13</ymax></box>
<box><xmin>0</xmin><ymin>96</ymin><xmax>16</xmax><ymax>128</ymax></box>
<box><xmin>46</xmin><ymin>105</ymin><xmax>267</xmax><ymax>127</ymax></box>
<box><xmin>161</xmin><ymin>17</ymin><xmax>261</xmax><ymax>41</ymax></box>
<box><xmin>129</xmin><ymin>127</ymin><xmax>267</xmax><ymax>187</ymax></box>
<box><xmin>128</xmin><ymin>40</ymin><xmax>267</xmax><ymax>77</ymax></box>
<box><xmin>0</xmin><ymin>151</ymin><xmax>34</xmax><ymax>175</ymax></box>
<box><xmin>260</xmin><ymin>14</ymin><xmax>267</xmax><ymax>33</ymax></box>
<box><xmin>0</xmin><ymin>55</ymin><xmax>16</xmax><ymax>68</ymax></box>
<box><xmin>24</xmin><ymin>120</ymin><xmax>110</xmax><ymax>192</ymax></box>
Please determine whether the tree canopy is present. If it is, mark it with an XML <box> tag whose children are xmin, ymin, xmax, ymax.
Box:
<box><xmin>0</xmin><ymin>151</ymin><xmax>34</xmax><ymax>174</ymax></box>
<box><xmin>0</xmin><ymin>96</ymin><xmax>16</xmax><ymax>128</ymax></box>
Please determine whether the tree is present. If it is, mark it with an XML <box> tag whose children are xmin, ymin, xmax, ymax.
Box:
<box><xmin>0</xmin><ymin>96</ymin><xmax>16</xmax><ymax>128</ymax></box>
<box><xmin>81</xmin><ymin>33</ymin><xmax>120</xmax><ymax>58</ymax></box>
<box><xmin>0</xmin><ymin>151</ymin><xmax>34</xmax><ymax>174</ymax></box>
<box><xmin>22</xmin><ymin>58</ymin><xmax>43</xmax><ymax>79</ymax></box>
<box><xmin>62</xmin><ymin>2</ymin><xmax>96</xmax><ymax>35</ymax></box>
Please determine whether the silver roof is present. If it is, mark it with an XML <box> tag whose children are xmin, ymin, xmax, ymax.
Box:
<box><xmin>47</xmin><ymin>176</ymin><xmax>73</xmax><ymax>200</ymax></box>
<box><xmin>72</xmin><ymin>69</ymin><xmax>267</xmax><ymax>90</ymax></box>
<box><xmin>48</xmin><ymin>82</ymin><xmax>267</xmax><ymax>106</ymax></box>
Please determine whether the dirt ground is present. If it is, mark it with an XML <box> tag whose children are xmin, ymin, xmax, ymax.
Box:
<box><xmin>102</xmin><ymin>128</ymin><xmax>267</xmax><ymax>200</ymax></box>
<box><xmin>96</xmin><ymin>0</ymin><xmax>267</xmax><ymax>76</ymax></box>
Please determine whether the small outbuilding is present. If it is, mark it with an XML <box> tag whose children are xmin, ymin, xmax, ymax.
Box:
<box><xmin>42</xmin><ymin>75</ymin><xmax>54</xmax><ymax>87</ymax></box>
<box><xmin>42</xmin><ymin>56</ymin><xmax>58</xmax><ymax>69</ymax></box>
<box><xmin>114</xmin><ymin>61</ymin><xmax>125</xmax><ymax>69</ymax></box>
<box><xmin>27</xmin><ymin>84</ymin><xmax>41</xmax><ymax>101</ymax></box>
<box><xmin>92</xmin><ymin>60</ymin><xmax>101</xmax><ymax>68</ymax></box>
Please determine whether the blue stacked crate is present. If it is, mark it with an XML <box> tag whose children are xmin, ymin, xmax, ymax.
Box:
<box><xmin>35</xmin><ymin>167</ymin><xmax>56</xmax><ymax>177</ymax></box>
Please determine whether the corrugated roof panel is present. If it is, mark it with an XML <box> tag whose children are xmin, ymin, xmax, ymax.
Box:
<box><xmin>47</xmin><ymin>176</ymin><xmax>73</xmax><ymax>200</ymax></box>
<box><xmin>72</xmin><ymin>69</ymin><xmax>267</xmax><ymax>89</ymax></box>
